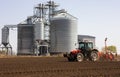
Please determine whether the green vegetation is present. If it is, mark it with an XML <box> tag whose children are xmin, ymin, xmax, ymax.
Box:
<box><xmin>102</xmin><ymin>45</ymin><xmax>117</xmax><ymax>53</ymax></box>
<box><xmin>107</xmin><ymin>45</ymin><xmax>117</xmax><ymax>53</ymax></box>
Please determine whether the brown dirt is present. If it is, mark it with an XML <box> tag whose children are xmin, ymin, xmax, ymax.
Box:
<box><xmin>0</xmin><ymin>57</ymin><xmax>120</xmax><ymax>77</ymax></box>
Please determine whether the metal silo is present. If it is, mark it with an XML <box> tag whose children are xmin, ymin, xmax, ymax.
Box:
<box><xmin>34</xmin><ymin>20</ymin><xmax>44</xmax><ymax>41</ymax></box>
<box><xmin>50</xmin><ymin>17</ymin><xmax>77</xmax><ymax>53</ymax></box>
<box><xmin>2</xmin><ymin>26</ymin><xmax>9</xmax><ymax>46</ymax></box>
<box><xmin>17</xmin><ymin>24</ymin><xmax>34</xmax><ymax>55</ymax></box>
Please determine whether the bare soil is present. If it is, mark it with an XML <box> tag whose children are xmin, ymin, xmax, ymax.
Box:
<box><xmin>0</xmin><ymin>56</ymin><xmax>120</xmax><ymax>77</ymax></box>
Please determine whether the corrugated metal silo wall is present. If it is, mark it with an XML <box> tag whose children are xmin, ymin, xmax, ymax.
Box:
<box><xmin>17</xmin><ymin>24</ymin><xmax>34</xmax><ymax>55</ymax></box>
<box><xmin>50</xmin><ymin>18</ymin><xmax>77</xmax><ymax>53</ymax></box>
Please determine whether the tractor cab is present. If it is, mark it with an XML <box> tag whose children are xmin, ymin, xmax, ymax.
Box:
<box><xmin>79</xmin><ymin>42</ymin><xmax>94</xmax><ymax>52</ymax></box>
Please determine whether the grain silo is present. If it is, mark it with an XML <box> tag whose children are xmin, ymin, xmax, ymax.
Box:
<box><xmin>50</xmin><ymin>14</ymin><xmax>78</xmax><ymax>54</ymax></box>
<box><xmin>2</xmin><ymin>26</ymin><xmax>9</xmax><ymax>46</ymax></box>
<box><xmin>0</xmin><ymin>1</ymin><xmax>78</xmax><ymax>56</ymax></box>
<box><xmin>34</xmin><ymin>21</ymin><xmax>44</xmax><ymax>41</ymax></box>
<box><xmin>17</xmin><ymin>24</ymin><xmax>34</xmax><ymax>55</ymax></box>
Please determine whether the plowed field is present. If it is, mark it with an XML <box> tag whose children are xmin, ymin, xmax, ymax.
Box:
<box><xmin>0</xmin><ymin>57</ymin><xmax>120</xmax><ymax>77</ymax></box>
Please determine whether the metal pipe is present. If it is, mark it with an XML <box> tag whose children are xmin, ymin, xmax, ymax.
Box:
<box><xmin>105</xmin><ymin>37</ymin><xmax>107</xmax><ymax>53</ymax></box>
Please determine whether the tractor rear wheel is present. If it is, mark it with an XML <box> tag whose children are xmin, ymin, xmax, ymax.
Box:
<box><xmin>76</xmin><ymin>53</ymin><xmax>84</xmax><ymax>62</ymax></box>
<box><xmin>90</xmin><ymin>51</ymin><xmax>98</xmax><ymax>61</ymax></box>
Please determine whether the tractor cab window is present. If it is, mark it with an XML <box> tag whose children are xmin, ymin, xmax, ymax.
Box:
<box><xmin>79</xmin><ymin>42</ymin><xmax>85</xmax><ymax>49</ymax></box>
<box><xmin>87</xmin><ymin>43</ymin><xmax>93</xmax><ymax>49</ymax></box>
<box><xmin>79</xmin><ymin>42</ymin><xmax>93</xmax><ymax>50</ymax></box>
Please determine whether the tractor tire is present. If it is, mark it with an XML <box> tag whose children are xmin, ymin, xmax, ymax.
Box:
<box><xmin>67</xmin><ymin>54</ymin><xmax>75</xmax><ymax>62</ymax></box>
<box><xmin>90</xmin><ymin>51</ymin><xmax>98</xmax><ymax>61</ymax></box>
<box><xmin>68</xmin><ymin>57</ymin><xmax>74</xmax><ymax>62</ymax></box>
<box><xmin>76</xmin><ymin>53</ymin><xmax>84</xmax><ymax>62</ymax></box>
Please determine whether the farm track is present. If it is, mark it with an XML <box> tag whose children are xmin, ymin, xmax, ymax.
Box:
<box><xmin>0</xmin><ymin>57</ymin><xmax>120</xmax><ymax>77</ymax></box>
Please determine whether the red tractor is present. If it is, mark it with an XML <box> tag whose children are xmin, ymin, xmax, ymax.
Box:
<box><xmin>64</xmin><ymin>42</ymin><xmax>99</xmax><ymax>62</ymax></box>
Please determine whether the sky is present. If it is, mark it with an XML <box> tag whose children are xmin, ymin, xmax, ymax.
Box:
<box><xmin>0</xmin><ymin>0</ymin><xmax>120</xmax><ymax>54</ymax></box>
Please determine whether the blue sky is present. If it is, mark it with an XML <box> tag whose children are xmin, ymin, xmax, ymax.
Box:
<box><xmin>0</xmin><ymin>0</ymin><xmax>120</xmax><ymax>54</ymax></box>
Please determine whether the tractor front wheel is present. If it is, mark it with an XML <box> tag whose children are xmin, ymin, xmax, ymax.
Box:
<box><xmin>76</xmin><ymin>53</ymin><xmax>84</xmax><ymax>62</ymax></box>
<box><xmin>68</xmin><ymin>57</ymin><xmax>74</xmax><ymax>61</ymax></box>
<box><xmin>67</xmin><ymin>54</ymin><xmax>75</xmax><ymax>62</ymax></box>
